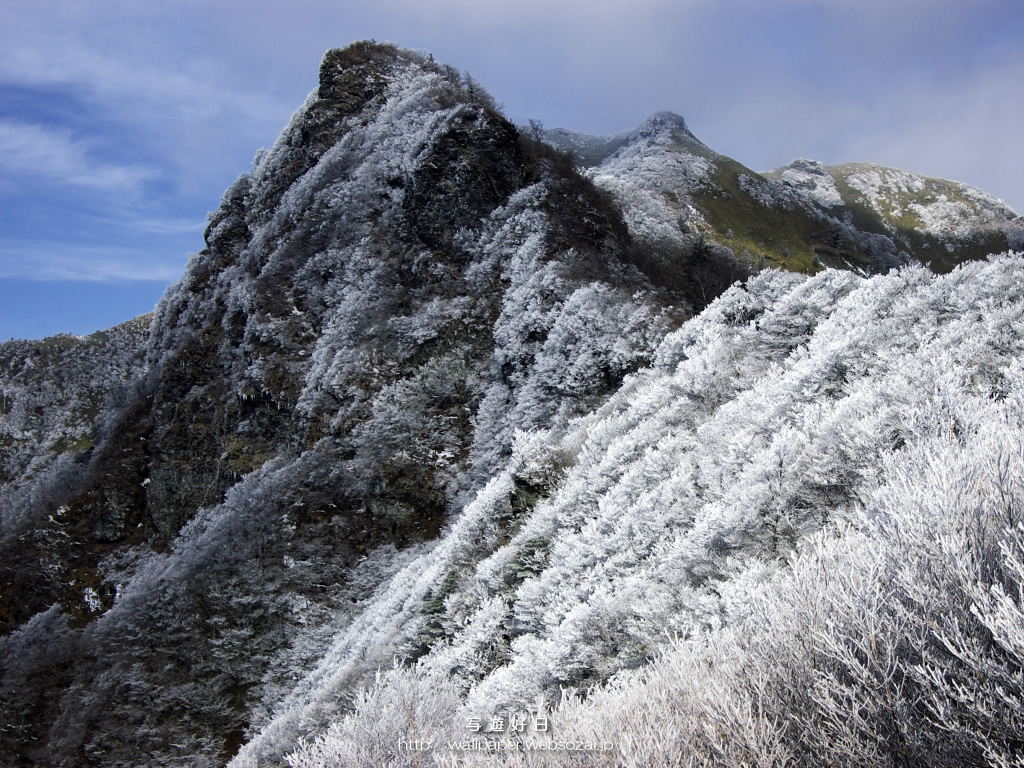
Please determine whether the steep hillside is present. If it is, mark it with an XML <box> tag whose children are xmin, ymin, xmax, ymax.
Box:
<box><xmin>1</xmin><ymin>41</ymin><xmax>1022</xmax><ymax>768</ymax></box>
<box><xmin>0</xmin><ymin>316</ymin><xmax>149</xmax><ymax>489</ymax></box>
<box><xmin>273</xmin><ymin>254</ymin><xmax>1024</xmax><ymax>768</ymax></box>
<box><xmin>768</xmin><ymin>159</ymin><xmax>1023</xmax><ymax>272</ymax></box>
<box><xmin>0</xmin><ymin>317</ymin><xmax>149</xmax><ymax>633</ymax></box>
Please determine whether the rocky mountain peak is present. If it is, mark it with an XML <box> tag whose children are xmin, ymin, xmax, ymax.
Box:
<box><xmin>780</xmin><ymin>157</ymin><xmax>829</xmax><ymax>176</ymax></box>
<box><xmin>535</xmin><ymin>110</ymin><xmax>704</xmax><ymax>168</ymax></box>
<box><xmin>628</xmin><ymin>110</ymin><xmax>699</xmax><ymax>143</ymax></box>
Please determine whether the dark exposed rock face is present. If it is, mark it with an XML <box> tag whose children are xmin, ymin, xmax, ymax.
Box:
<box><xmin>404</xmin><ymin>108</ymin><xmax>526</xmax><ymax>250</ymax></box>
<box><xmin>132</xmin><ymin>45</ymin><xmax>537</xmax><ymax>545</ymax></box>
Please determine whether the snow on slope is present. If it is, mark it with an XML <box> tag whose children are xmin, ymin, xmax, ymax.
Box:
<box><xmin>586</xmin><ymin>113</ymin><xmax>715</xmax><ymax>251</ymax></box>
<box><xmin>839</xmin><ymin>163</ymin><xmax>1018</xmax><ymax>237</ymax></box>
<box><xmin>773</xmin><ymin>158</ymin><xmax>844</xmax><ymax>207</ymax></box>
<box><xmin>233</xmin><ymin>252</ymin><xmax>1024</xmax><ymax>767</ymax></box>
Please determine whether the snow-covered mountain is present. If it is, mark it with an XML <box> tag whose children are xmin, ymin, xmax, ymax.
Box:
<box><xmin>2</xmin><ymin>42</ymin><xmax>1022</xmax><ymax>768</ymax></box>
<box><xmin>543</xmin><ymin>116</ymin><xmax>1021</xmax><ymax>277</ymax></box>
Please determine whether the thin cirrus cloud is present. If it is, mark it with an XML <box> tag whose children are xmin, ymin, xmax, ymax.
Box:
<box><xmin>0</xmin><ymin>242</ymin><xmax>183</xmax><ymax>283</ymax></box>
<box><xmin>0</xmin><ymin>2</ymin><xmax>297</xmax><ymax>209</ymax></box>
<box><xmin>2</xmin><ymin>38</ymin><xmax>290</xmax><ymax>136</ymax></box>
<box><xmin>0</xmin><ymin>119</ymin><xmax>153</xmax><ymax>192</ymax></box>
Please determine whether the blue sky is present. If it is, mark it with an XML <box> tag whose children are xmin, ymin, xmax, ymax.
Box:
<box><xmin>2</xmin><ymin>0</ymin><xmax>1022</xmax><ymax>340</ymax></box>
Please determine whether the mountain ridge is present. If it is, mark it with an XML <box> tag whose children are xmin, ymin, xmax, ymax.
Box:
<box><xmin>541</xmin><ymin>111</ymin><xmax>1020</xmax><ymax>276</ymax></box>
<box><xmin>1</xmin><ymin>41</ymin><xmax>1022</xmax><ymax>768</ymax></box>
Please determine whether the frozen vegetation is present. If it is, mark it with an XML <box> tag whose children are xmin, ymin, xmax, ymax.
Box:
<box><xmin>1</xmin><ymin>41</ymin><xmax>1023</xmax><ymax>767</ymax></box>
<box><xmin>248</xmin><ymin>255</ymin><xmax>1024</xmax><ymax>768</ymax></box>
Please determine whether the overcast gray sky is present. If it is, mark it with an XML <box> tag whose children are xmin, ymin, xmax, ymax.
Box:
<box><xmin>2</xmin><ymin>0</ymin><xmax>1022</xmax><ymax>338</ymax></box>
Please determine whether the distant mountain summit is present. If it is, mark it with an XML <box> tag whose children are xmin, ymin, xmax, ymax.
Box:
<box><xmin>770</xmin><ymin>158</ymin><xmax>1020</xmax><ymax>241</ymax></box>
<box><xmin>2</xmin><ymin>41</ymin><xmax>1022</xmax><ymax>768</ymax></box>
<box><xmin>540</xmin><ymin>114</ymin><xmax>1022</xmax><ymax>276</ymax></box>
<box><xmin>536</xmin><ymin>110</ymin><xmax>705</xmax><ymax>167</ymax></box>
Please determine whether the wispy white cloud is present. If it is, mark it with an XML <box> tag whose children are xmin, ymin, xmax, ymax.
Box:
<box><xmin>0</xmin><ymin>2</ymin><xmax>289</xmax><ymax>120</ymax></box>
<box><xmin>0</xmin><ymin>119</ymin><xmax>153</xmax><ymax>192</ymax></box>
<box><xmin>0</xmin><ymin>1</ymin><xmax>298</xmax><ymax>207</ymax></box>
<box><xmin>132</xmin><ymin>217</ymin><xmax>207</xmax><ymax>235</ymax></box>
<box><xmin>0</xmin><ymin>241</ymin><xmax>183</xmax><ymax>283</ymax></box>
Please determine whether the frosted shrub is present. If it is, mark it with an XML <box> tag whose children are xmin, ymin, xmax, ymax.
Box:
<box><xmin>804</xmin><ymin>418</ymin><xmax>1024</xmax><ymax>767</ymax></box>
<box><xmin>286</xmin><ymin>664</ymin><xmax>463</xmax><ymax>768</ymax></box>
<box><xmin>530</xmin><ymin>397</ymin><xmax>1024</xmax><ymax>768</ymax></box>
<box><xmin>246</xmin><ymin>254</ymin><xmax>1024</xmax><ymax>767</ymax></box>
